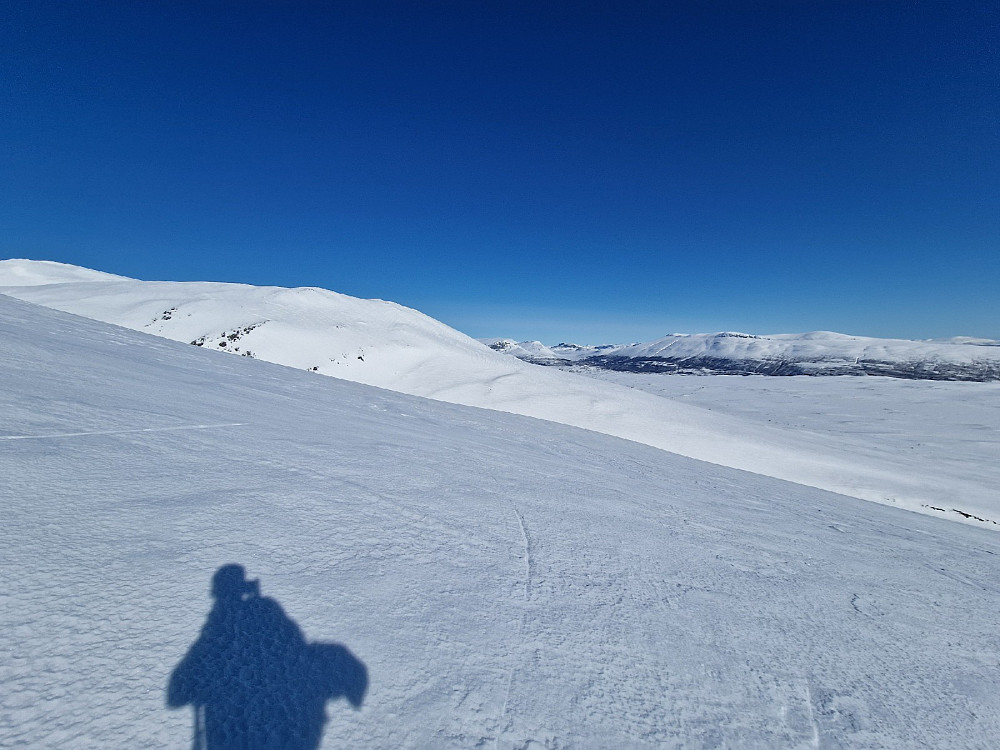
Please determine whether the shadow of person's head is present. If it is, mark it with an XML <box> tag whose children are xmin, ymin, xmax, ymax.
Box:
<box><xmin>211</xmin><ymin>563</ymin><xmax>259</xmax><ymax>602</ymax></box>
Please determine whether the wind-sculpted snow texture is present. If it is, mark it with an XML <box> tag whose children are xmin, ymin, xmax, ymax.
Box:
<box><xmin>2</xmin><ymin>259</ymin><xmax>998</xmax><ymax>525</ymax></box>
<box><xmin>3</xmin><ymin>295</ymin><xmax>1000</xmax><ymax>748</ymax></box>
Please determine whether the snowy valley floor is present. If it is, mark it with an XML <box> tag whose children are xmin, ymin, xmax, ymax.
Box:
<box><xmin>3</xmin><ymin>295</ymin><xmax>1000</xmax><ymax>748</ymax></box>
<box><xmin>566</xmin><ymin>368</ymin><xmax>1000</xmax><ymax>529</ymax></box>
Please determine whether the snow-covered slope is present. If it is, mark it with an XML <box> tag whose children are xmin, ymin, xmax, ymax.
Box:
<box><xmin>521</xmin><ymin>331</ymin><xmax>1000</xmax><ymax>380</ymax></box>
<box><xmin>1</xmin><ymin>259</ymin><xmax>997</xmax><ymax>526</ymax></box>
<box><xmin>571</xmin><ymin>369</ymin><xmax>1000</xmax><ymax>529</ymax></box>
<box><xmin>479</xmin><ymin>338</ymin><xmax>562</xmax><ymax>363</ymax></box>
<box><xmin>0</xmin><ymin>259</ymin><xmax>502</xmax><ymax>386</ymax></box>
<box><xmin>550</xmin><ymin>341</ymin><xmax>629</xmax><ymax>359</ymax></box>
<box><xmin>3</xmin><ymin>294</ymin><xmax>1000</xmax><ymax>748</ymax></box>
<box><xmin>0</xmin><ymin>258</ymin><xmax>127</xmax><ymax>285</ymax></box>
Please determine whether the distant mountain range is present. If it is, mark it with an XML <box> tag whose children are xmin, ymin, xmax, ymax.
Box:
<box><xmin>481</xmin><ymin>330</ymin><xmax>1000</xmax><ymax>381</ymax></box>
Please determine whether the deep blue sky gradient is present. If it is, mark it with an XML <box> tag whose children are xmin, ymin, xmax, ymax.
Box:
<box><xmin>2</xmin><ymin>1</ymin><xmax>997</xmax><ymax>342</ymax></box>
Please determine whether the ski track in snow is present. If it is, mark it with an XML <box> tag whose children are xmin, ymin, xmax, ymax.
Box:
<box><xmin>804</xmin><ymin>682</ymin><xmax>821</xmax><ymax>749</ymax></box>
<box><xmin>0</xmin><ymin>423</ymin><xmax>246</xmax><ymax>440</ymax></box>
<box><xmin>494</xmin><ymin>497</ymin><xmax>532</xmax><ymax>749</ymax></box>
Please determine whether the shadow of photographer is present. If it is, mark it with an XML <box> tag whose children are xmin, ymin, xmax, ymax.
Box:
<box><xmin>167</xmin><ymin>564</ymin><xmax>367</xmax><ymax>749</ymax></box>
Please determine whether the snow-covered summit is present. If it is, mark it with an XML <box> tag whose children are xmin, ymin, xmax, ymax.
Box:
<box><xmin>0</xmin><ymin>258</ymin><xmax>128</xmax><ymax>285</ymax></box>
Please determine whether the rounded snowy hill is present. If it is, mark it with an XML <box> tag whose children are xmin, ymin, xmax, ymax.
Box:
<box><xmin>0</xmin><ymin>259</ymin><xmax>501</xmax><ymax>389</ymax></box>
<box><xmin>0</xmin><ymin>258</ymin><xmax>127</xmax><ymax>285</ymax></box>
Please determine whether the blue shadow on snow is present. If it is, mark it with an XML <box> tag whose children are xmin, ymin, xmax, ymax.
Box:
<box><xmin>167</xmin><ymin>564</ymin><xmax>367</xmax><ymax>749</ymax></box>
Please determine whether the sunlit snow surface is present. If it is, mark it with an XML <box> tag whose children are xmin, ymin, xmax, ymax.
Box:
<box><xmin>2</xmin><ymin>259</ymin><xmax>998</xmax><ymax>525</ymax></box>
<box><xmin>569</xmin><ymin>369</ymin><xmax>1000</xmax><ymax>528</ymax></box>
<box><xmin>3</xmin><ymin>295</ymin><xmax>1000</xmax><ymax>748</ymax></box>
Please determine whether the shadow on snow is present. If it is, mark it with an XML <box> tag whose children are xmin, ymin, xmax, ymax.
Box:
<box><xmin>168</xmin><ymin>564</ymin><xmax>367</xmax><ymax>749</ymax></box>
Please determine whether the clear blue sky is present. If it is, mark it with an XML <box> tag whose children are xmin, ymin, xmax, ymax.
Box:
<box><xmin>3</xmin><ymin>1</ymin><xmax>997</xmax><ymax>342</ymax></box>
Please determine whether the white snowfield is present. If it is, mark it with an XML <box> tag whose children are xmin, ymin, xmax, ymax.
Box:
<box><xmin>3</xmin><ymin>294</ymin><xmax>1000</xmax><ymax>749</ymax></box>
<box><xmin>2</xmin><ymin>260</ymin><xmax>999</xmax><ymax>529</ymax></box>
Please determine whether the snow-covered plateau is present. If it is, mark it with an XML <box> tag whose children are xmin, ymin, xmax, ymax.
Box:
<box><xmin>2</xmin><ymin>259</ymin><xmax>998</xmax><ymax>528</ymax></box>
<box><xmin>4</xmin><ymin>281</ymin><xmax>1000</xmax><ymax>748</ymax></box>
